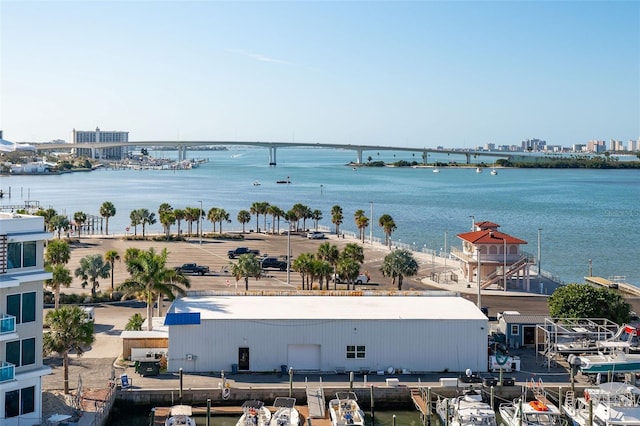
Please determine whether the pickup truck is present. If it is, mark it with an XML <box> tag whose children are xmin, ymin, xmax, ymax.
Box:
<box><xmin>174</xmin><ymin>263</ymin><xmax>210</xmax><ymax>275</ymax></box>
<box><xmin>260</xmin><ymin>257</ymin><xmax>288</xmax><ymax>271</ymax></box>
<box><xmin>332</xmin><ymin>273</ymin><xmax>370</xmax><ymax>284</ymax></box>
<box><xmin>227</xmin><ymin>247</ymin><xmax>260</xmax><ymax>259</ymax></box>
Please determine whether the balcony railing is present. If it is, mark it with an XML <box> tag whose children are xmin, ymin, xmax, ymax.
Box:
<box><xmin>0</xmin><ymin>361</ymin><xmax>15</xmax><ymax>382</ymax></box>
<box><xmin>0</xmin><ymin>314</ymin><xmax>16</xmax><ymax>334</ymax></box>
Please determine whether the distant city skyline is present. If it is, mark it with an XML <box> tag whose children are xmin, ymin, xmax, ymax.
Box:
<box><xmin>1</xmin><ymin>1</ymin><xmax>638</xmax><ymax>148</ymax></box>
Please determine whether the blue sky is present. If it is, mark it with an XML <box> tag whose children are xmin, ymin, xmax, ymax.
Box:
<box><xmin>1</xmin><ymin>1</ymin><xmax>638</xmax><ymax>148</ymax></box>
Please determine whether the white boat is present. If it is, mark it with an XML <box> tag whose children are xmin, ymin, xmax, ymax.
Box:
<box><xmin>436</xmin><ymin>387</ymin><xmax>497</xmax><ymax>426</ymax></box>
<box><xmin>476</xmin><ymin>167</ymin><xmax>483</xmax><ymax>173</ymax></box>
<box><xmin>562</xmin><ymin>382</ymin><xmax>640</xmax><ymax>426</ymax></box>
<box><xmin>236</xmin><ymin>400</ymin><xmax>272</xmax><ymax>426</ymax></box>
<box><xmin>253</xmin><ymin>180</ymin><xmax>261</xmax><ymax>186</ymax></box>
<box><xmin>328</xmin><ymin>392</ymin><xmax>365</xmax><ymax>426</ymax></box>
<box><xmin>270</xmin><ymin>397</ymin><xmax>300</xmax><ymax>426</ymax></box>
<box><xmin>499</xmin><ymin>380</ymin><xmax>567</xmax><ymax>426</ymax></box>
<box><xmin>433</xmin><ymin>168</ymin><xmax>441</xmax><ymax>173</ymax></box>
<box><xmin>568</xmin><ymin>350</ymin><xmax>640</xmax><ymax>374</ymax></box>
<box><xmin>490</xmin><ymin>168</ymin><xmax>498</xmax><ymax>175</ymax></box>
<box><xmin>165</xmin><ymin>405</ymin><xmax>196</xmax><ymax>426</ymax></box>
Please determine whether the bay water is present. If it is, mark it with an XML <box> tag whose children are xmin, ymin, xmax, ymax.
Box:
<box><xmin>1</xmin><ymin>147</ymin><xmax>639</xmax><ymax>285</ymax></box>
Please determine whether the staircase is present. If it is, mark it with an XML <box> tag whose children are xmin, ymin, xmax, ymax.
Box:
<box><xmin>480</xmin><ymin>255</ymin><xmax>532</xmax><ymax>289</ymax></box>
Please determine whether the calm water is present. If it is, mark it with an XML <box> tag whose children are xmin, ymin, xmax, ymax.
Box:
<box><xmin>1</xmin><ymin>147</ymin><xmax>639</xmax><ymax>285</ymax></box>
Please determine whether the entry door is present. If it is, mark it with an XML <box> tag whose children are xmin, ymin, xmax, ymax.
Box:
<box><xmin>238</xmin><ymin>347</ymin><xmax>250</xmax><ymax>371</ymax></box>
<box><xmin>523</xmin><ymin>326</ymin><xmax>536</xmax><ymax>346</ymax></box>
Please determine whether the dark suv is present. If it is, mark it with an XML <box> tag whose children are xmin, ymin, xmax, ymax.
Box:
<box><xmin>260</xmin><ymin>257</ymin><xmax>287</xmax><ymax>271</ymax></box>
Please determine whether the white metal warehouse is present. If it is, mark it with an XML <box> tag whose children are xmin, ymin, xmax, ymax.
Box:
<box><xmin>164</xmin><ymin>294</ymin><xmax>488</xmax><ymax>374</ymax></box>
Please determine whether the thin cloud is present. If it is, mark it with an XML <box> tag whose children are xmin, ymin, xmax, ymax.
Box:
<box><xmin>227</xmin><ymin>49</ymin><xmax>293</xmax><ymax>65</ymax></box>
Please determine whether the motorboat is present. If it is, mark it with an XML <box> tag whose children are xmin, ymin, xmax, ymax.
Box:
<box><xmin>236</xmin><ymin>400</ymin><xmax>272</xmax><ymax>426</ymax></box>
<box><xmin>562</xmin><ymin>382</ymin><xmax>640</xmax><ymax>426</ymax></box>
<box><xmin>598</xmin><ymin>324</ymin><xmax>640</xmax><ymax>353</ymax></box>
<box><xmin>436</xmin><ymin>387</ymin><xmax>497</xmax><ymax>426</ymax></box>
<box><xmin>270</xmin><ymin>397</ymin><xmax>300</xmax><ymax>426</ymax></box>
<box><xmin>433</xmin><ymin>168</ymin><xmax>440</xmax><ymax>173</ymax></box>
<box><xmin>476</xmin><ymin>167</ymin><xmax>483</xmax><ymax>173</ymax></box>
<box><xmin>568</xmin><ymin>351</ymin><xmax>640</xmax><ymax>374</ymax></box>
<box><xmin>165</xmin><ymin>405</ymin><xmax>196</xmax><ymax>426</ymax></box>
<box><xmin>499</xmin><ymin>380</ymin><xmax>566</xmax><ymax>426</ymax></box>
<box><xmin>490</xmin><ymin>168</ymin><xmax>498</xmax><ymax>175</ymax></box>
<box><xmin>253</xmin><ymin>181</ymin><xmax>261</xmax><ymax>186</ymax></box>
<box><xmin>328</xmin><ymin>392</ymin><xmax>365</xmax><ymax>426</ymax></box>
<box><xmin>276</xmin><ymin>176</ymin><xmax>291</xmax><ymax>184</ymax></box>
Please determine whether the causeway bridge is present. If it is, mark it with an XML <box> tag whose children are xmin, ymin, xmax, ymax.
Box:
<box><xmin>34</xmin><ymin>140</ymin><xmax>512</xmax><ymax>165</ymax></box>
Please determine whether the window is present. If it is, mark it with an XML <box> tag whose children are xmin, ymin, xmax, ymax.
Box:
<box><xmin>346</xmin><ymin>345</ymin><xmax>366</xmax><ymax>359</ymax></box>
<box><xmin>6</xmin><ymin>241</ymin><xmax>37</xmax><ymax>269</ymax></box>
<box><xmin>5</xmin><ymin>338</ymin><xmax>36</xmax><ymax>367</ymax></box>
<box><xmin>21</xmin><ymin>338</ymin><xmax>35</xmax><ymax>366</ymax></box>
<box><xmin>3</xmin><ymin>387</ymin><xmax>34</xmax><ymax>418</ymax></box>
<box><xmin>5</xmin><ymin>389</ymin><xmax>19</xmax><ymax>418</ymax></box>
<box><xmin>511</xmin><ymin>325</ymin><xmax>520</xmax><ymax>335</ymax></box>
<box><xmin>21</xmin><ymin>292</ymin><xmax>36</xmax><ymax>323</ymax></box>
<box><xmin>6</xmin><ymin>292</ymin><xmax>36</xmax><ymax>324</ymax></box>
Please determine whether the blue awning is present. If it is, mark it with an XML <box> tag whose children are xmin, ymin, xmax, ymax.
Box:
<box><xmin>164</xmin><ymin>312</ymin><xmax>201</xmax><ymax>325</ymax></box>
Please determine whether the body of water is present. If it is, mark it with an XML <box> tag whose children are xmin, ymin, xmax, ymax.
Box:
<box><xmin>1</xmin><ymin>147</ymin><xmax>639</xmax><ymax>285</ymax></box>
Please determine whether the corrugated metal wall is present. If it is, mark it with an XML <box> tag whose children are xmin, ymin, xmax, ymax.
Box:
<box><xmin>168</xmin><ymin>317</ymin><xmax>488</xmax><ymax>374</ymax></box>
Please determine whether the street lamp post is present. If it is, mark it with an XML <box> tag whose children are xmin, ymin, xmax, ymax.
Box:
<box><xmin>198</xmin><ymin>200</ymin><xmax>203</xmax><ymax>245</ymax></box>
<box><xmin>469</xmin><ymin>215</ymin><xmax>475</xmax><ymax>231</ymax></box>
<box><xmin>287</xmin><ymin>221</ymin><xmax>291</xmax><ymax>286</ymax></box>
<box><xmin>444</xmin><ymin>231</ymin><xmax>448</xmax><ymax>281</ymax></box>
<box><xmin>538</xmin><ymin>228</ymin><xmax>542</xmax><ymax>290</ymax></box>
<box><xmin>369</xmin><ymin>201</ymin><xmax>374</xmax><ymax>245</ymax></box>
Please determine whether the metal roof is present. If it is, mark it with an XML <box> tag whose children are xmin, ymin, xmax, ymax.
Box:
<box><xmin>501</xmin><ymin>314</ymin><xmax>548</xmax><ymax>324</ymax></box>
<box><xmin>167</xmin><ymin>295</ymin><xmax>487</xmax><ymax>321</ymax></box>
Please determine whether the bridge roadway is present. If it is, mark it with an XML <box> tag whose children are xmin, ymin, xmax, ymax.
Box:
<box><xmin>33</xmin><ymin>140</ymin><xmax>511</xmax><ymax>165</ymax></box>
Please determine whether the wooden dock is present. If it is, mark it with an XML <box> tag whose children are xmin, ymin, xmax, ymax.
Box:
<box><xmin>585</xmin><ymin>276</ymin><xmax>640</xmax><ymax>296</ymax></box>
<box><xmin>152</xmin><ymin>405</ymin><xmax>332</xmax><ymax>426</ymax></box>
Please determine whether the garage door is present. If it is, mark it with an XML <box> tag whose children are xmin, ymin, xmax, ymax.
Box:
<box><xmin>287</xmin><ymin>344</ymin><xmax>321</xmax><ymax>370</ymax></box>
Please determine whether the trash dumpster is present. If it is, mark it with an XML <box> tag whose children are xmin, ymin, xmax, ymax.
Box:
<box><xmin>280</xmin><ymin>365</ymin><xmax>288</xmax><ymax>375</ymax></box>
<box><xmin>231</xmin><ymin>363</ymin><xmax>238</xmax><ymax>374</ymax></box>
<box><xmin>138</xmin><ymin>361</ymin><xmax>160</xmax><ymax>377</ymax></box>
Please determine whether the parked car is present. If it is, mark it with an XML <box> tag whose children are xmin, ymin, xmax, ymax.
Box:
<box><xmin>307</xmin><ymin>231</ymin><xmax>325</xmax><ymax>239</ymax></box>
<box><xmin>332</xmin><ymin>273</ymin><xmax>370</xmax><ymax>284</ymax></box>
<box><xmin>174</xmin><ymin>263</ymin><xmax>210</xmax><ymax>275</ymax></box>
<box><xmin>228</xmin><ymin>247</ymin><xmax>260</xmax><ymax>259</ymax></box>
<box><xmin>260</xmin><ymin>257</ymin><xmax>288</xmax><ymax>271</ymax></box>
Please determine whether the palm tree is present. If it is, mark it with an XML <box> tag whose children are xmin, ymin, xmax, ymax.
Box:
<box><xmin>139</xmin><ymin>209</ymin><xmax>157</xmax><ymax>237</ymax></box>
<box><xmin>49</xmin><ymin>214</ymin><xmax>70</xmax><ymax>239</ymax></box>
<box><xmin>208</xmin><ymin>207</ymin><xmax>221</xmax><ymax>232</ymax></box>
<box><xmin>229</xmin><ymin>254</ymin><xmax>261</xmax><ymax>291</ymax></box>
<box><xmin>311</xmin><ymin>209</ymin><xmax>323</xmax><ymax>231</ymax></box>
<box><xmin>45</xmin><ymin>239</ymin><xmax>71</xmax><ymax>265</ymax></box>
<box><xmin>124</xmin><ymin>247</ymin><xmax>142</xmax><ymax>274</ymax></box>
<box><xmin>380</xmin><ymin>249</ymin><xmax>419</xmax><ymax>290</ymax></box>
<box><xmin>74</xmin><ymin>254</ymin><xmax>111</xmax><ymax>298</ymax></box>
<box><xmin>378</xmin><ymin>214</ymin><xmax>397</xmax><ymax>247</ymax></box>
<box><xmin>105</xmin><ymin>249</ymin><xmax>120</xmax><ymax>291</ymax></box>
<box><xmin>237</xmin><ymin>210</ymin><xmax>252</xmax><ymax>233</ymax></box>
<box><xmin>250</xmin><ymin>202</ymin><xmax>261</xmax><ymax>232</ymax></box>
<box><xmin>331</xmin><ymin>205</ymin><xmax>343</xmax><ymax>236</ymax></box>
<box><xmin>217</xmin><ymin>208</ymin><xmax>230</xmax><ymax>233</ymax></box>
<box><xmin>43</xmin><ymin>306</ymin><xmax>95</xmax><ymax>394</ymax></box>
<box><xmin>118</xmin><ymin>248</ymin><xmax>191</xmax><ymax>330</ymax></box>
<box><xmin>35</xmin><ymin>207</ymin><xmax>57</xmax><ymax>231</ymax></box>
<box><xmin>268</xmin><ymin>205</ymin><xmax>285</xmax><ymax>234</ymax></box>
<box><xmin>129</xmin><ymin>209</ymin><xmax>143</xmax><ymax>236</ymax></box>
<box><xmin>73</xmin><ymin>211</ymin><xmax>87</xmax><ymax>238</ymax></box>
<box><xmin>159</xmin><ymin>210</ymin><xmax>176</xmax><ymax>239</ymax></box>
<box><xmin>99</xmin><ymin>201</ymin><xmax>116</xmax><ymax>235</ymax></box>
<box><xmin>313</xmin><ymin>259</ymin><xmax>333</xmax><ymax>290</ymax></box>
<box><xmin>336</xmin><ymin>257</ymin><xmax>360</xmax><ymax>290</ymax></box>
<box><xmin>354</xmin><ymin>209</ymin><xmax>369</xmax><ymax>242</ymax></box>
<box><xmin>317</xmin><ymin>242</ymin><xmax>339</xmax><ymax>288</ymax></box>
<box><xmin>341</xmin><ymin>243</ymin><xmax>365</xmax><ymax>264</ymax></box>
<box><xmin>292</xmin><ymin>252</ymin><xmax>315</xmax><ymax>290</ymax></box>
<box><xmin>183</xmin><ymin>207</ymin><xmax>199</xmax><ymax>237</ymax></box>
<box><xmin>44</xmin><ymin>264</ymin><xmax>72</xmax><ymax>309</ymax></box>
<box><xmin>174</xmin><ymin>209</ymin><xmax>185</xmax><ymax>236</ymax></box>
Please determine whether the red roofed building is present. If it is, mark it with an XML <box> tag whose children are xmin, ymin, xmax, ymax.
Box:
<box><xmin>451</xmin><ymin>221</ymin><xmax>535</xmax><ymax>291</ymax></box>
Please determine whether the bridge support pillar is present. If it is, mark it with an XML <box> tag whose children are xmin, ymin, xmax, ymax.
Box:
<box><xmin>465</xmin><ymin>153</ymin><xmax>470</xmax><ymax>164</ymax></box>
<box><xmin>269</xmin><ymin>146</ymin><xmax>277</xmax><ymax>166</ymax></box>
<box><xmin>356</xmin><ymin>149</ymin><xmax>363</xmax><ymax>164</ymax></box>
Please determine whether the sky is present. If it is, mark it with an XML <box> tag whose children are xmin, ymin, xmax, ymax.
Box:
<box><xmin>1</xmin><ymin>0</ymin><xmax>638</xmax><ymax>148</ymax></box>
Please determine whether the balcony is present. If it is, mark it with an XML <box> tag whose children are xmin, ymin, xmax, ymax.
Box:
<box><xmin>0</xmin><ymin>361</ymin><xmax>15</xmax><ymax>382</ymax></box>
<box><xmin>0</xmin><ymin>314</ymin><xmax>16</xmax><ymax>334</ymax></box>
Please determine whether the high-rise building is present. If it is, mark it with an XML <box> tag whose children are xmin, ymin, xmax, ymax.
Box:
<box><xmin>0</xmin><ymin>213</ymin><xmax>52</xmax><ymax>425</ymax></box>
<box><xmin>72</xmin><ymin>127</ymin><xmax>130</xmax><ymax>160</ymax></box>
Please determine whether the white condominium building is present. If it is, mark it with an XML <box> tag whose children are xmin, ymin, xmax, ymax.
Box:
<box><xmin>72</xmin><ymin>127</ymin><xmax>130</xmax><ymax>160</ymax></box>
<box><xmin>0</xmin><ymin>213</ymin><xmax>52</xmax><ymax>425</ymax></box>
